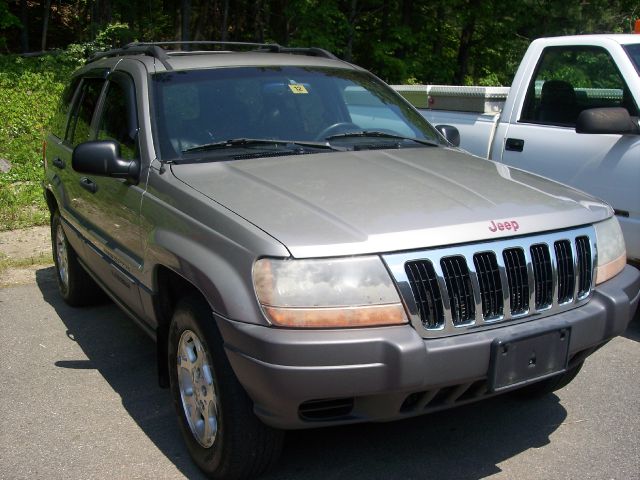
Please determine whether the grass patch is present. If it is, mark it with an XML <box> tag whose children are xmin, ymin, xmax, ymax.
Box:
<box><xmin>0</xmin><ymin>251</ymin><xmax>53</xmax><ymax>273</ymax></box>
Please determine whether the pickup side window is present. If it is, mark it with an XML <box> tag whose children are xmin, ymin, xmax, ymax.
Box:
<box><xmin>520</xmin><ymin>46</ymin><xmax>639</xmax><ymax>127</ymax></box>
<box><xmin>67</xmin><ymin>78</ymin><xmax>106</xmax><ymax>146</ymax></box>
<box><xmin>96</xmin><ymin>78</ymin><xmax>139</xmax><ymax>160</ymax></box>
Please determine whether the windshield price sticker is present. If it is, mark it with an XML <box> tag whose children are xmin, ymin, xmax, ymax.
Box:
<box><xmin>288</xmin><ymin>84</ymin><xmax>308</xmax><ymax>94</ymax></box>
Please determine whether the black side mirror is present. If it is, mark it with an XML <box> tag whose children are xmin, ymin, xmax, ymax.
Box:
<box><xmin>435</xmin><ymin>124</ymin><xmax>461</xmax><ymax>147</ymax></box>
<box><xmin>72</xmin><ymin>140</ymin><xmax>140</xmax><ymax>182</ymax></box>
<box><xmin>576</xmin><ymin>107</ymin><xmax>640</xmax><ymax>135</ymax></box>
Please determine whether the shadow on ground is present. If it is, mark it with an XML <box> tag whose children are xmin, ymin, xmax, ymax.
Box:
<box><xmin>37</xmin><ymin>266</ymin><xmax>569</xmax><ymax>479</ymax></box>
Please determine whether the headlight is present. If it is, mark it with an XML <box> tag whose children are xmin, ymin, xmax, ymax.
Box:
<box><xmin>594</xmin><ymin>216</ymin><xmax>626</xmax><ymax>284</ymax></box>
<box><xmin>252</xmin><ymin>256</ymin><xmax>408</xmax><ymax>328</ymax></box>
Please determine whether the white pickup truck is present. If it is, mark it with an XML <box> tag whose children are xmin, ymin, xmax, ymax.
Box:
<box><xmin>393</xmin><ymin>34</ymin><xmax>640</xmax><ymax>262</ymax></box>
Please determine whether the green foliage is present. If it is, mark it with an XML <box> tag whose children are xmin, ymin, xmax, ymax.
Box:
<box><xmin>0</xmin><ymin>53</ymin><xmax>78</xmax><ymax>230</ymax></box>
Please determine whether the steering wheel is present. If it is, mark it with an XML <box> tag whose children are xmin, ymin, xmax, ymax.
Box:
<box><xmin>315</xmin><ymin>122</ymin><xmax>360</xmax><ymax>141</ymax></box>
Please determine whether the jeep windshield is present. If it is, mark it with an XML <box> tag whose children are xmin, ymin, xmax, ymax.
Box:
<box><xmin>151</xmin><ymin>66</ymin><xmax>443</xmax><ymax>161</ymax></box>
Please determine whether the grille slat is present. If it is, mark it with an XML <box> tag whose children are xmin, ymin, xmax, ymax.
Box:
<box><xmin>473</xmin><ymin>252</ymin><xmax>503</xmax><ymax>319</ymax></box>
<box><xmin>531</xmin><ymin>244</ymin><xmax>553</xmax><ymax>309</ymax></box>
<box><xmin>393</xmin><ymin>228</ymin><xmax>596</xmax><ymax>337</ymax></box>
<box><xmin>440</xmin><ymin>256</ymin><xmax>475</xmax><ymax>325</ymax></box>
<box><xmin>555</xmin><ymin>240</ymin><xmax>575</xmax><ymax>304</ymax></box>
<box><xmin>503</xmin><ymin>248</ymin><xmax>529</xmax><ymax>315</ymax></box>
<box><xmin>575</xmin><ymin>236</ymin><xmax>592</xmax><ymax>298</ymax></box>
<box><xmin>405</xmin><ymin>260</ymin><xmax>444</xmax><ymax>329</ymax></box>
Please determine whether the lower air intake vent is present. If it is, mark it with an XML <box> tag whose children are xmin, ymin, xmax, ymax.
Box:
<box><xmin>299</xmin><ymin>398</ymin><xmax>354</xmax><ymax>421</ymax></box>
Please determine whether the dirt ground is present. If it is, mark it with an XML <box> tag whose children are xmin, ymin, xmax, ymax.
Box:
<box><xmin>0</xmin><ymin>225</ymin><xmax>53</xmax><ymax>287</ymax></box>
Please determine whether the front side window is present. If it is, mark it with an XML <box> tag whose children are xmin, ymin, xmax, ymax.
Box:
<box><xmin>68</xmin><ymin>78</ymin><xmax>105</xmax><ymax>146</ymax></box>
<box><xmin>151</xmin><ymin>66</ymin><xmax>442</xmax><ymax>161</ymax></box>
<box><xmin>520</xmin><ymin>46</ymin><xmax>638</xmax><ymax>127</ymax></box>
<box><xmin>97</xmin><ymin>80</ymin><xmax>138</xmax><ymax>160</ymax></box>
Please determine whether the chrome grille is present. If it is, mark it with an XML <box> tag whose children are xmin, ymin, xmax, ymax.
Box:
<box><xmin>384</xmin><ymin>226</ymin><xmax>596</xmax><ymax>338</ymax></box>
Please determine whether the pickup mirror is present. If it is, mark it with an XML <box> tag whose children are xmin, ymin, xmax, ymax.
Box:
<box><xmin>435</xmin><ymin>124</ymin><xmax>461</xmax><ymax>147</ymax></box>
<box><xmin>72</xmin><ymin>140</ymin><xmax>140</xmax><ymax>182</ymax></box>
<box><xmin>576</xmin><ymin>107</ymin><xmax>640</xmax><ymax>135</ymax></box>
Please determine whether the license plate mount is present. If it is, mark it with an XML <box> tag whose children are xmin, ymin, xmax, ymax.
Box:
<box><xmin>489</xmin><ymin>328</ymin><xmax>571</xmax><ymax>392</ymax></box>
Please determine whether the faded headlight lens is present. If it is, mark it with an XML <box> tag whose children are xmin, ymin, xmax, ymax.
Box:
<box><xmin>594</xmin><ymin>216</ymin><xmax>626</xmax><ymax>284</ymax></box>
<box><xmin>252</xmin><ymin>256</ymin><xmax>408</xmax><ymax>328</ymax></box>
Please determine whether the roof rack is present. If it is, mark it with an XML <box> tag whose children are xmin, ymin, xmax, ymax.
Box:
<box><xmin>88</xmin><ymin>41</ymin><xmax>339</xmax><ymax>70</ymax></box>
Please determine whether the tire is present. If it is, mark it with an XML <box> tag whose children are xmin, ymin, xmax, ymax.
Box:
<box><xmin>168</xmin><ymin>295</ymin><xmax>284</xmax><ymax>479</ymax></box>
<box><xmin>51</xmin><ymin>210</ymin><xmax>103</xmax><ymax>306</ymax></box>
<box><xmin>514</xmin><ymin>361</ymin><xmax>584</xmax><ymax>398</ymax></box>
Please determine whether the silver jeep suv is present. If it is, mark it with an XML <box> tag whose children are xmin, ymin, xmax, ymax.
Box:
<box><xmin>43</xmin><ymin>42</ymin><xmax>640</xmax><ymax>479</ymax></box>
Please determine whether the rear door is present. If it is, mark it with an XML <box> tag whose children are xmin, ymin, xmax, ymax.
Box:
<box><xmin>497</xmin><ymin>45</ymin><xmax>640</xmax><ymax>259</ymax></box>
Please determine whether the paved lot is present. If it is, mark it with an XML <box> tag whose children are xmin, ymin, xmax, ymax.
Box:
<box><xmin>1</xmin><ymin>267</ymin><xmax>638</xmax><ymax>479</ymax></box>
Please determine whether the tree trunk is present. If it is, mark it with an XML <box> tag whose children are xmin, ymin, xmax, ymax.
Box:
<box><xmin>345</xmin><ymin>0</ymin><xmax>357</xmax><ymax>62</ymax></box>
<box><xmin>454</xmin><ymin>1</ymin><xmax>480</xmax><ymax>84</ymax></box>
<box><xmin>20</xmin><ymin>0</ymin><xmax>29</xmax><ymax>53</ymax></box>
<box><xmin>181</xmin><ymin>0</ymin><xmax>191</xmax><ymax>46</ymax></box>
<box><xmin>41</xmin><ymin>0</ymin><xmax>52</xmax><ymax>51</ymax></box>
<box><xmin>220</xmin><ymin>0</ymin><xmax>229</xmax><ymax>41</ymax></box>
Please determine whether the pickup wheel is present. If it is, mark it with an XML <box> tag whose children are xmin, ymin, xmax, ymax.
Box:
<box><xmin>51</xmin><ymin>210</ymin><xmax>103</xmax><ymax>306</ymax></box>
<box><xmin>514</xmin><ymin>361</ymin><xmax>584</xmax><ymax>398</ymax></box>
<box><xmin>168</xmin><ymin>296</ymin><xmax>283</xmax><ymax>479</ymax></box>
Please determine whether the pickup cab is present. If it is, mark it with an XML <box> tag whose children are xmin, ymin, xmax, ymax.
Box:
<box><xmin>395</xmin><ymin>35</ymin><xmax>640</xmax><ymax>263</ymax></box>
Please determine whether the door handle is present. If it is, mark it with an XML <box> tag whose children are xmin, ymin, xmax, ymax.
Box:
<box><xmin>79</xmin><ymin>177</ymin><xmax>97</xmax><ymax>194</ymax></box>
<box><xmin>505</xmin><ymin>138</ymin><xmax>525</xmax><ymax>152</ymax></box>
<box><xmin>52</xmin><ymin>157</ymin><xmax>65</xmax><ymax>169</ymax></box>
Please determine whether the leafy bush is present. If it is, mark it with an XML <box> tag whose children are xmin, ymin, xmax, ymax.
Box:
<box><xmin>0</xmin><ymin>53</ymin><xmax>81</xmax><ymax>230</ymax></box>
<box><xmin>0</xmin><ymin>23</ymin><xmax>133</xmax><ymax>231</ymax></box>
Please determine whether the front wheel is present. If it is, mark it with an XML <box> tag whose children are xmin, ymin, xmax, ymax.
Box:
<box><xmin>168</xmin><ymin>296</ymin><xmax>283</xmax><ymax>479</ymax></box>
<box><xmin>51</xmin><ymin>210</ymin><xmax>103</xmax><ymax>306</ymax></box>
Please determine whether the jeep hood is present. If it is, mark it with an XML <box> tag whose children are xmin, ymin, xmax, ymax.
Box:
<box><xmin>171</xmin><ymin>147</ymin><xmax>611</xmax><ymax>258</ymax></box>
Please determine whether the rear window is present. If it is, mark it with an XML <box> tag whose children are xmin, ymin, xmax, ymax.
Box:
<box><xmin>623</xmin><ymin>44</ymin><xmax>640</xmax><ymax>75</ymax></box>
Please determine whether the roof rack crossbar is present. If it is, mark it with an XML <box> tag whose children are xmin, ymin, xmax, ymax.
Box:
<box><xmin>90</xmin><ymin>44</ymin><xmax>173</xmax><ymax>70</ymax></box>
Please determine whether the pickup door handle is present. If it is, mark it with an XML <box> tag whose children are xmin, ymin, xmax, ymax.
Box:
<box><xmin>52</xmin><ymin>157</ymin><xmax>65</xmax><ymax>169</ymax></box>
<box><xmin>505</xmin><ymin>138</ymin><xmax>525</xmax><ymax>152</ymax></box>
<box><xmin>79</xmin><ymin>177</ymin><xmax>97</xmax><ymax>194</ymax></box>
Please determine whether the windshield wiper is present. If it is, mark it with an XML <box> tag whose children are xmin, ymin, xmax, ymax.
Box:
<box><xmin>182</xmin><ymin>138</ymin><xmax>342</xmax><ymax>154</ymax></box>
<box><xmin>324</xmin><ymin>130</ymin><xmax>439</xmax><ymax>147</ymax></box>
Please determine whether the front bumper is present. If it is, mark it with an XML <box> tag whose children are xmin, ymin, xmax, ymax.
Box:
<box><xmin>216</xmin><ymin>265</ymin><xmax>640</xmax><ymax>430</ymax></box>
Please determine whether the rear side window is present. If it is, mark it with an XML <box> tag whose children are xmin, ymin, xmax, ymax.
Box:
<box><xmin>96</xmin><ymin>80</ymin><xmax>138</xmax><ymax>160</ymax></box>
<box><xmin>50</xmin><ymin>77</ymin><xmax>81</xmax><ymax>139</ymax></box>
<box><xmin>520</xmin><ymin>46</ymin><xmax>639</xmax><ymax>126</ymax></box>
<box><xmin>68</xmin><ymin>78</ymin><xmax>105</xmax><ymax>146</ymax></box>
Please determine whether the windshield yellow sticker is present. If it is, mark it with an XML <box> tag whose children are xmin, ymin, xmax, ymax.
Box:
<box><xmin>288</xmin><ymin>84</ymin><xmax>308</xmax><ymax>94</ymax></box>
